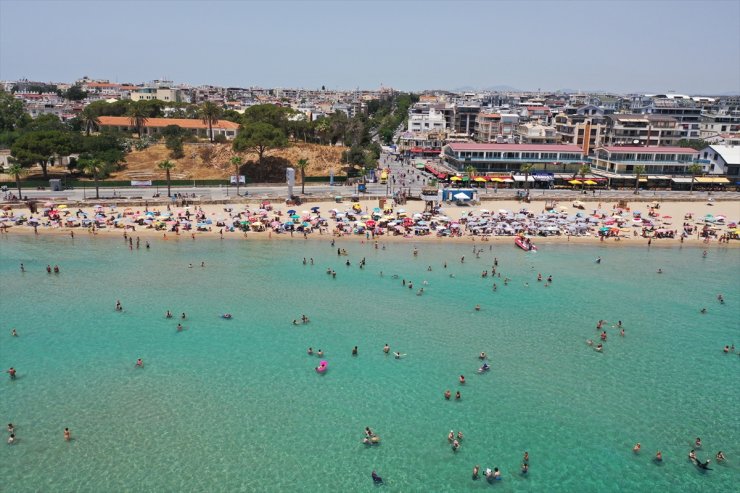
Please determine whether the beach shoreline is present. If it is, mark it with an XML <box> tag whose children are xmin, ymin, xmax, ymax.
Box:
<box><xmin>2</xmin><ymin>197</ymin><xmax>738</xmax><ymax>248</ymax></box>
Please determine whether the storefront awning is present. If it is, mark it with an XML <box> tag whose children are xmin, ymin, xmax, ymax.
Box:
<box><xmin>514</xmin><ymin>176</ymin><xmax>535</xmax><ymax>182</ymax></box>
<box><xmin>671</xmin><ymin>177</ymin><xmax>693</xmax><ymax>183</ymax></box>
<box><xmin>695</xmin><ymin>177</ymin><xmax>730</xmax><ymax>184</ymax></box>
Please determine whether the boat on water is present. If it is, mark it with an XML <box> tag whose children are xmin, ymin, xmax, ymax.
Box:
<box><xmin>515</xmin><ymin>236</ymin><xmax>537</xmax><ymax>251</ymax></box>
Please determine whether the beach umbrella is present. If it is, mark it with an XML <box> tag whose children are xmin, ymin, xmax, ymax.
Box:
<box><xmin>291</xmin><ymin>214</ymin><xmax>300</xmax><ymax>219</ymax></box>
<box><xmin>311</xmin><ymin>206</ymin><xmax>320</xmax><ymax>212</ymax></box>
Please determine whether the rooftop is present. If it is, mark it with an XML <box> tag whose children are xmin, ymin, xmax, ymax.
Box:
<box><xmin>98</xmin><ymin>116</ymin><xmax>240</xmax><ymax>130</ymax></box>
<box><xmin>446</xmin><ymin>143</ymin><xmax>582</xmax><ymax>153</ymax></box>
<box><xmin>599</xmin><ymin>146</ymin><xmax>698</xmax><ymax>154</ymax></box>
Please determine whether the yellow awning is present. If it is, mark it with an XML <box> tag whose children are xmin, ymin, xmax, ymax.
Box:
<box><xmin>695</xmin><ymin>177</ymin><xmax>729</xmax><ymax>184</ymax></box>
<box><xmin>490</xmin><ymin>178</ymin><xmax>504</xmax><ymax>183</ymax></box>
<box><xmin>474</xmin><ymin>177</ymin><xmax>486</xmax><ymax>182</ymax></box>
<box><xmin>583</xmin><ymin>180</ymin><xmax>597</xmax><ymax>185</ymax></box>
<box><xmin>638</xmin><ymin>178</ymin><xmax>648</xmax><ymax>183</ymax></box>
<box><xmin>450</xmin><ymin>176</ymin><xmax>462</xmax><ymax>181</ymax></box>
<box><xmin>569</xmin><ymin>180</ymin><xmax>582</xmax><ymax>185</ymax></box>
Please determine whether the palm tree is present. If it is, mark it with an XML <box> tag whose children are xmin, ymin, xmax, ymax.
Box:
<box><xmin>158</xmin><ymin>160</ymin><xmax>176</xmax><ymax>197</ymax></box>
<box><xmin>520</xmin><ymin>163</ymin><xmax>535</xmax><ymax>192</ymax></box>
<box><xmin>687</xmin><ymin>163</ymin><xmax>703</xmax><ymax>194</ymax></box>
<box><xmin>6</xmin><ymin>161</ymin><xmax>27</xmax><ymax>198</ymax></box>
<box><xmin>126</xmin><ymin>103</ymin><xmax>148</xmax><ymax>138</ymax></box>
<box><xmin>633</xmin><ymin>165</ymin><xmax>646</xmax><ymax>195</ymax></box>
<box><xmin>295</xmin><ymin>158</ymin><xmax>309</xmax><ymax>194</ymax></box>
<box><xmin>79</xmin><ymin>106</ymin><xmax>100</xmax><ymax>136</ymax></box>
<box><xmin>80</xmin><ymin>158</ymin><xmax>107</xmax><ymax>199</ymax></box>
<box><xmin>199</xmin><ymin>102</ymin><xmax>223</xmax><ymax>142</ymax></box>
<box><xmin>230</xmin><ymin>156</ymin><xmax>243</xmax><ymax>196</ymax></box>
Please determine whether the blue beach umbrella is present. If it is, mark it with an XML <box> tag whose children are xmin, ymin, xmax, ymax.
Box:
<box><xmin>287</xmin><ymin>210</ymin><xmax>296</xmax><ymax>215</ymax></box>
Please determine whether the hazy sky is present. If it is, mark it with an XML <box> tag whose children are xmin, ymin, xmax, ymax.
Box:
<box><xmin>1</xmin><ymin>0</ymin><xmax>739</xmax><ymax>94</ymax></box>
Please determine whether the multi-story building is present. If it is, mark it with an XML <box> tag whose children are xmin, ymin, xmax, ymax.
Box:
<box><xmin>441</xmin><ymin>143</ymin><xmax>585</xmax><ymax>173</ymax></box>
<box><xmin>130</xmin><ymin>87</ymin><xmax>183</xmax><ymax>103</ymax></box>
<box><xmin>474</xmin><ymin>113</ymin><xmax>519</xmax><ymax>143</ymax></box>
<box><xmin>603</xmin><ymin>114</ymin><xmax>683</xmax><ymax>147</ymax></box>
<box><xmin>591</xmin><ymin>146</ymin><xmax>699</xmax><ymax>175</ymax></box>
<box><xmin>408</xmin><ymin>107</ymin><xmax>447</xmax><ymax>132</ymax></box>
<box><xmin>517</xmin><ymin>123</ymin><xmax>559</xmax><ymax>144</ymax></box>
<box><xmin>398</xmin><ymin>130</ymin><xmax>445</xmax><ymax>156</ymax></box>
<box><xmin>645</xmin><ymin>97</ymin><xmax>702</xmax><ymax>139</ymax></box>
<box><xmin>699</xmin><ymin>111</ymin><xmax>740</xmax><ymax>140</ymax></box>
<box><xmin>453</xmin><ymin>102</ymin><xmax>480</xmax><ymax>136</ymax></box>
<box><xmin>553</xmin><ymin>105</ymin><xmax>607</xmax><ymax>154</ymax></box>
<box><xmin>699</xmin><ymin>145</ymin><xmax>740</xmax><ymax>179</ymax></box>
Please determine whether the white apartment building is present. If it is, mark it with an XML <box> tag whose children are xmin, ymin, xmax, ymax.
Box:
<box><xmin>130</xmin><ymin>87</ymin><xmax>183</xmax><ymax>103</ymax></box>
<box><xmin>698</xmin><ymin>145</ymin><xmax>740</xmax><ymax>179</ymax></box>
<box><xmin>408</xmin><ymin>107</ymin><xmax>447</xmax><ymax>132</ymax></box>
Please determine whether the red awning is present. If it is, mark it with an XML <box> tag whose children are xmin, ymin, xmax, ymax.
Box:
<box><xmin>410</xmin><ymin>147</ymin><xmax>423</xmax><ymax>153</ymax></box>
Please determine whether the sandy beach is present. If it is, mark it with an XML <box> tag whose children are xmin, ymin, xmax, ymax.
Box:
<box><xmin>1</xmin><ymin>196</ymin><xmax>738</xmax><ymax>248</ymax></box>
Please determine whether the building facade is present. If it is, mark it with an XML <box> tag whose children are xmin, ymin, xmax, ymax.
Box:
<box><xmin>442</xmin><ymin>143</ymin><xmax>585</xmax><ymax>173</ymax></box>
<box><xmin>516</xmin><ymin>123</ymin><xmax>559</xmax><ymax>144</ymax></box>
<box><xmin>97</xmin><ymin>116</ymin><xmax>239</xmax><ymax>140</ymax></box>
<box><xmin>591</xmin><ymin>146</ymin><xmax>699</xmax><ymax>175</ymax></box>
<box><xmin>474</xmin><ymin>113</ymin><xmax>519</xmax><ymax>143</ymax></box>
<box><xmin>603</xmin><ymin>114</ymin><xmax>683</xmax><ymax>147</ymax></box>
<box><xmin>699</xmin><ymin>145</ymin><xmax>740</xmax><ymax>180</ymax></box>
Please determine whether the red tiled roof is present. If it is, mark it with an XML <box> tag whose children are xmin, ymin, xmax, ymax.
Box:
<box><xmin>600</xmin><ymin>146</ymin><xmax>697</xmax><ymax>154</ymax></box>
<box><xmin>446</xmin><ymin>143</ymin><xmax>582</xmax><ymax>153</ymax></box>
<box><xmin>98</xmin><ymin>116</ymin><xmax>239</xmax><ymax>130</ymax></box>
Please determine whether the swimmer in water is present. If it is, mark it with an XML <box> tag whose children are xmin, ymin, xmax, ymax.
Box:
<box><xmin>633</xmin><ymin>443</ymin><xmax>641</xmax><ymax>453</ymax></box>
<box><xmin>181</xmin><ymin>313</ymin><xmax>186</xmax><ymax>319</ymax></box>
<box><xmin>479</xmin><ymin>352</ymin><xmax>487</xmax><ymax>359</ymax></box>
<box><xmin>8</xmin><ymin>434</ymin><xmax>15</xmax><ymax>445</ymax></box>
<box><xmin>166</xmin><ymin>310</ymin><xmax>172</xmax><ymax>318</ymax></box>
<box><xmin>136</xmin><ymin>358</ymin><xmax>143</xmax><ymax>368</ymax></box>
<box><xmin>352</xmin><ymin>346</ymin><xmax>358</xmax><ymax>356</ymax></box>
<box><xmin>695</xmin><ymin>437</ymin><xmax>702</xmax><ymax>448</ymax></box>
<box><xmin>657</xmin><ymin>268</ymin><xmax>663</xmax><ymax>274</ymax></box>
<box><xmin>448</xmin><ymin>430</ymin><xmax>454</xmax><ymax>442</ymax></box>
<box><xmin>317</xmin><ymin>349</ymin><xmax>323</xmax><ymax>357</ymax></box>
<box><xmin>444</xmin><ymin>390</ymin><xmax>451</xmax><ymax>400</ymax></box>
<box><xmin>473</xmin><ymin>465</ymin><xmax>480</xmax><ymax>480</ymax></box>
<box><xmin>383</xmin><ymin>344</ymin><xmax>390</xmax><ymax>354</ymax></box>
<box><xmin>452</xmin><ymin>439</ymin><xmax>460</xmax><ymax>452</ymax></box>
<box><xmin>459</xmin><ymin>375</ymin><xmax>465</xmax><ymax>384</ymax></box>
<box><xmin>7</xmin><ymin>423</ymin><xmax>14</xmax><ymax>433</ymax></box>
<box><xmin>596</xmin><ymin>256</ymin><xmax>602</xmax><ymax>263</ymax></box>
<box><xmin>689</xmin><ymin>450</ymin><xmax>697</xmax><ymax>462</ymax></box>
<box><xmin>176</xmin><ymin>323</ymin><xmax>183</xmax><ymax>331</ymax></box>
<box><xmin>64</xmin><ymin>428</ymin><xmax>71</xmax><ymax>441</ymax></box>
<box><xmin>595</xmin><ymin>343</ymin><xmax>603</xmax><ymax>352</ymax></box>
<box><xmin>655</xmin><ymin>451</ymin><xmax>662</xmax><ymax>462</ymax></box>
<box><xmin>696</xmin><ymin>458</ymin><xmax>712</xmax><ymax>470</ymax></box>
<box><xmin>307</xmin><ymin>347</ymin><xmax>313</xmax><ymax>355</ymax></box>
<box><xmin>11</xmin><ymin>329</ymin><xmax>18</xmax><ymax>337</ymax></box>
<box><xmin>455</xmin><ymin>391</ymin><xmax>461</xmax><ymax>400</ymax></box>
<box><xmin>292</xmin><ymin>319</ymin><xmax>298</xmax><ymax>325</ymax></box>
<box><xmin>115</xmin><ymin>300</ymin><xmax>123</xmax><ymax>311</ymax></box>
<box><xmin>474</xmin><ymin>304</ymin><xmax>481</xmax><ymax>311</ymax></box>
<box><xmin>586</xmin><ymin>339</ymin><xmax>594</xmax><ymax>346</ymax></box>
<box><xmin>716</xmin><ymin>451</ymin><xmax>726</xmax><ymax>462</ymax></box>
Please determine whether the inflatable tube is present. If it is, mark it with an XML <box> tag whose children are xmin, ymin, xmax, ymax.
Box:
<box><xmin>316</xmin><ymin>361</ymin><xmax>328</xmax><ymax>373</ymax></box>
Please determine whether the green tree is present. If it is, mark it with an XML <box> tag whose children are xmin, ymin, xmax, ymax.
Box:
<box><xmin>82</xmin><ymin>132</ymin><xmax>126</xmax><ymax>169</ymax></box>
<box><xmin>126</xmin><ymin>103</ymin><xmax>149</xmax><ymax>137</ymax></box>
<box><xmin>633</xmin><ymin>165</ymin><xmax>646</xmax><ymax>195</ymax></box>
<box><xmin>687</xmin><ymin>163</ymin><xmax>703</xmax><ymax>194</ymax></box>
<box><xmin>678</xmin><ymin>139</ymin><xmax>710</xmax><ymax>151</ymax></box>
<box><xmin>199</xmin><ymin>101</ymin><xmax>223</xmax><ymax>142</ymax></box>
<box><xmin>11</xmin><ymin>130</ymin><xmax>73</xmax><ymax>178</ymax></box>
<box><xmin>25</xmin><ymin>114</ymin><xmax>67</xmax><ymax>132</ymax></box>
<box><xmin>78</xmin><ymin>106</ymin><xmax>100</xmax><ymax>136</ymax></box>
<box><xmin>230</xmin><ymin>156</ymin><xmax>243</xmax><ymax>196</ymax></box>
<box><xmin>232</xmin><ymin>122</ymin><xmax>288</xmax><ymax>182</ymax></box>
<box><xmin>157</xmin><ymin>159</ymin><xmax>176</xmax><ymax>197</ymax></box>
<box><xmin>63</xmin><ymin>85</ymin><xmax>88</xmax><ymax>101</ymax></box>
<box><xmin>6</xmin><ymin>161</ymin><xmax>27</xmax><ymax>198</ymax></box>
<box><xmin>79</xmin><ymin>158</ymin><xmax>108</xmax><ymax>199</ymax></box>
<box><xmin>520</xmin><ymin>163</ymin><xmax>535</xmax><ymax>192</ymax></box>
<box><xmin>242</xmin><ymin>104</ymin><xmax>290</xmax><ymax>131</ymax></box>
<box><xmin>295</xmin><ymin>158</ymin><xmax>309</xmax><ymax>194</ymax></box>
<box><xmin>165</xmin><ymin>136</ymin><xmax>184</xmax><ymax>159</ymax></box>
<box><xmin>0</xmin><ymin>90</ymin><xmax>30</xmax><ymax>132</ymax></box>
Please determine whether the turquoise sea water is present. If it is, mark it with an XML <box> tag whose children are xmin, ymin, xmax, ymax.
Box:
<box><xmin>1</xmin><ymin>234</ymin><xmax>738</xmax><ymax>492</ymax></box>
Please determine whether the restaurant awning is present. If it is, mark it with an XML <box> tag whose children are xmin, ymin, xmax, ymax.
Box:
<box><xmin>514</xmin><ymin>176</ymin><xmax>535</xmax><ymax>182</ymax></box>
<box><xmin>671</xmin><ymin>177</ymin><xmax>693</xmax><ymax>183</ymax></box>
<box><xmin>695</xmin><ymin>177</ymin><xmax>730</xmax><ymax>184</ymax></box>
<box><xmin>568</xmin><ymin>179</ymin><xmax>582</xmax><ymax>185</ymax></box>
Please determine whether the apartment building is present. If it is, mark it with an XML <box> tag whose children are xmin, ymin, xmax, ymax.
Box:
<box><xmin>591</xmin><ymin>146</ymin><xmax>699</xmax><ymax>175</ymax></box>
<box><xmin>603</xmin><ymin>114</ymin><xmax>683</xmax><ymax>147</ymax></box>
<box><xmin>698</xmin><ymin>145</ymin><xmax>740</xmax><ymax>179</ymax></box>
<box><xmin>645</xmin><ymin>97</ymin><xmax>702</xmax><ymax>139</ymax></box>
<box><xmin>553</xmin><ymin>105</ymin><xmax>607</xmax><ymax>155</ymax></box>
<box><xmin>408</xmin><ymin>107</ymin><xmax>447</xmax><ymax>132</ymax></box>
<box><xmin>516</xmin><ymin>122</ymin><xmax>559</xmax><ymax>144</ymax></box>
<box><xmin>474</xmin><ymin>113</ymin><xmax>519</xmax><ymax>143</ymax></box>
<box><xmin>700</xmin><ymin>111</ymin><xmax>740</xmax><ymax>140</ymax></box>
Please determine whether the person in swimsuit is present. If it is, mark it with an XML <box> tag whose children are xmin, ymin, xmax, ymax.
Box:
<box><xmin>383</xmin><ymin>344</ymin><xmax>390</xmax><ymax>354</ymax></box>
<box><xmin>64</xmin><ymin>428</ymin><xmax>71</xmax><ymax>441</ymax></box>
<box><xmin>136</xmin><ymin>358</ymin><xmax>143</xmax><ymax>368</ymax></box>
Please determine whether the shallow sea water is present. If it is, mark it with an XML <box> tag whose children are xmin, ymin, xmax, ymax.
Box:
<box><xmin>1</xmin><ymin>234</ymin><xmax>738</xmax><ymax>492</ymax></box>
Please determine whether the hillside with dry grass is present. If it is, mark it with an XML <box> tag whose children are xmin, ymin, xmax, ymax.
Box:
<box><xmin>109</xmin><ymin>142</ymin><xmax>349</xmax><ymax>182</ymax></box>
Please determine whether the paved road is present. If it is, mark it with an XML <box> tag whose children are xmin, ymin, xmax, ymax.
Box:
<box><xmin>4</xmin><ymin>151</ymin><xmax>739</xmax><ymax>204</ymax></box>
